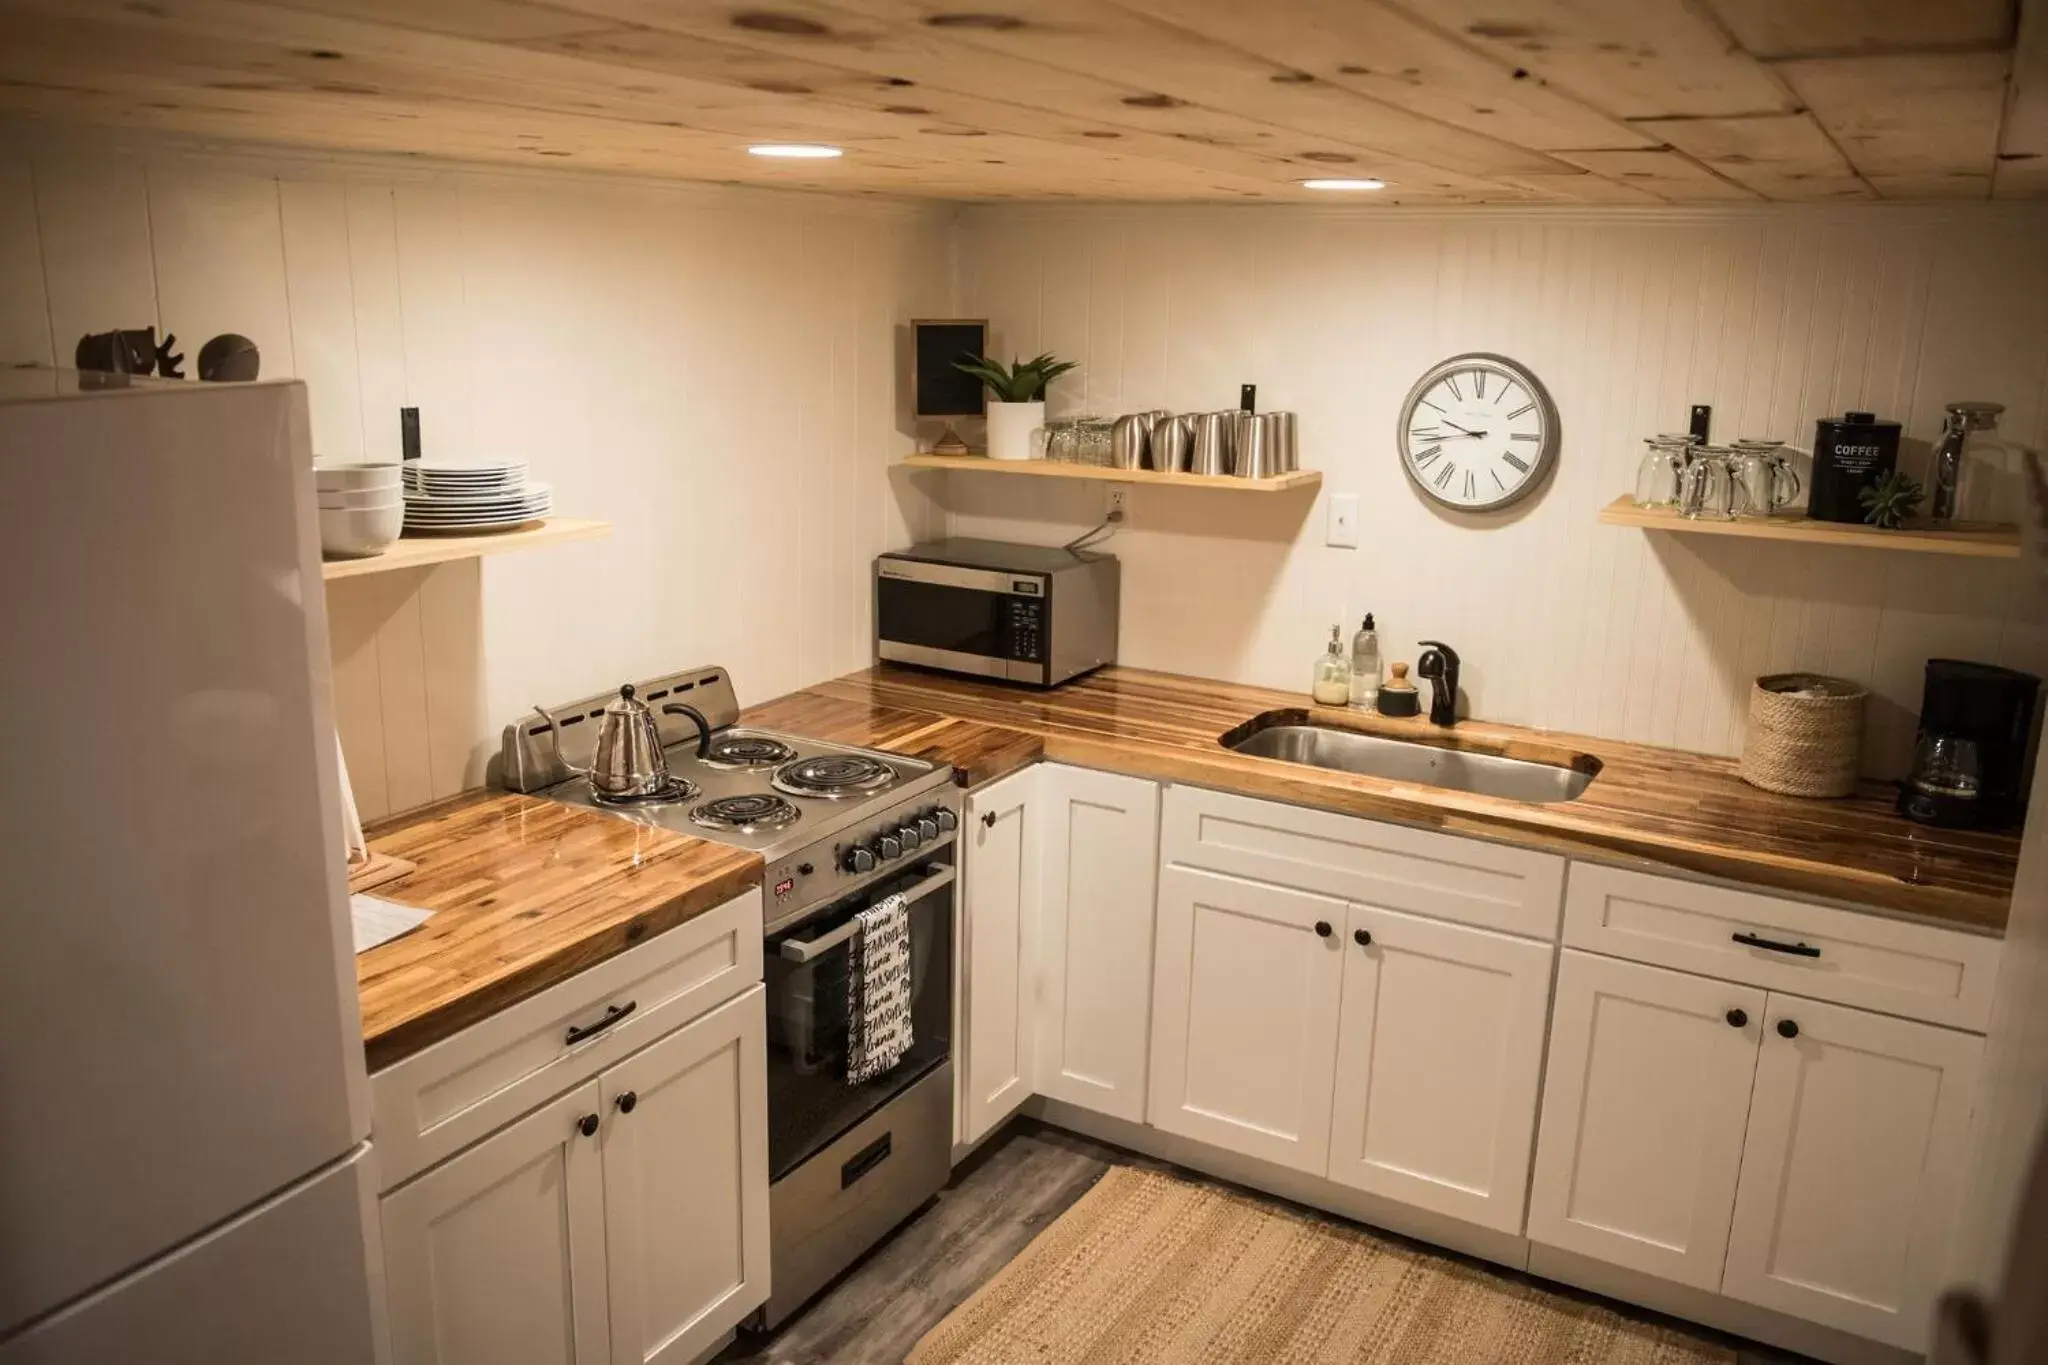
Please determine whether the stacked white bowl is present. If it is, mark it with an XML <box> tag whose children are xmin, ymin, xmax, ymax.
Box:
<box><xmin>315</xmin><ymin>463</ymin><xmax>404</xmax><ymax>559</ymax></box>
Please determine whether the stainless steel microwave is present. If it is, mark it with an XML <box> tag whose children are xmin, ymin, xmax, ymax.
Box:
<box><xmin>874</xmin><ymin>539</ymin><xmax>1119</xmax><ymax>687</ymax></box>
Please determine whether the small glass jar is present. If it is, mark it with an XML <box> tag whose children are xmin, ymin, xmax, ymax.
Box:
<box><xmin>1633</xmin><ymin>433</ymin><xmax>1694</xmax><ymax>509</ymax></box>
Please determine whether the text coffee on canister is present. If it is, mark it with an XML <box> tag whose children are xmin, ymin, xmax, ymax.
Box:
<box><xmin>1808</xmin><ymin>410</ymin><xmax>1901</xmax><ymax>523</ymax></box>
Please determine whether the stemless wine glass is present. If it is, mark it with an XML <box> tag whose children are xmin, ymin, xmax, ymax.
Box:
<box><xmin>1633</xmin><ymin>433</ymin><xmax>1694</xmax><ymax>508</ymax></box>
<box><xmin>1730</xmin><ymin>439</ymin><xmax>1802</xmax><ymax>520</ymax></box>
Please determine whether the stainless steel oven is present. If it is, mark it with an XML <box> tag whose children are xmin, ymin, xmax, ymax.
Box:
<box><xmin>875</xmin><ymin>538</ymin><xmax>1119</xmax><ymax>687</ymax></box>
<box><xmin>755</xmin><ymin>801</ymin><xmax>960</xmax><ymax>1328</ymax></box>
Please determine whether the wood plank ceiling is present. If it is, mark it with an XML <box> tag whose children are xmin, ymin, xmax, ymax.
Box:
<box><xmin>0</xmin><ymin>0</ymin><xmax>2040</xmax><ymax>203</ymax></box>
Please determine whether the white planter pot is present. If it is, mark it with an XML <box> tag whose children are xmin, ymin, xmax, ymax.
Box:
<box><xmin>986</xmin><ymin>400</ymin><xmax>1046</xmax><ymax>461</ymax></box>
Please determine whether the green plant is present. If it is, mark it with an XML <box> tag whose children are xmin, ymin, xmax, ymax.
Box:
<box><xmin>1860</xmin><ymin>470</ymin><xmax>1925</xmax><ymax>529</ymax></box>
<box><xmin>953</xmin><ymin>352</ymin><xmax>1078</xmax><ymax>403</ymax></box>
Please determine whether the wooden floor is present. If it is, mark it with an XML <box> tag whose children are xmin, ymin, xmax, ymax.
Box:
<box><xmin>718</xmin><ymin>1120</ymin><xmax>1816</xmax><ymax>1365</ymax></box>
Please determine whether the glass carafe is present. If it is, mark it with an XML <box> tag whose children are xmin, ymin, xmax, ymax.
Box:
<box><xmin>1730</xmin><ymin>439</ymin><xmax>1801</xmax><ymax>520</ymax></box>
<box><xmin>1679</xmin><ymin>445</ymin><xmax>1744</xmax><ymax>520</ymax></box>
<box><xmin>1633</xmin><ymin>433</ymin><xmax>1694</xmax><ymax>509</ymax></box>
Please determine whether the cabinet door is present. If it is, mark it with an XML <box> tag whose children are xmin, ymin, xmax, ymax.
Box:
<box><xmin>1325</xmin><ymin>904</ymin><xmax>1552</xmax><ymax>1233</ymax></box>
<box><xmin>1035</xmin><ymin>765</ymin><xmax>1160</xmax><ymax>1123</ymax></box>
<box><xmin>1722</xmin><ymin>993</ymin><xmax>1982</xmax><ymax>1350</ymax></box>
<box><xmin>1526</xmin><ymin>951</ymin><xmax>1764</xmax><ymax>1289</ymax></box>
<box><xmin>601</xmin><ymin>989</ymin><xmax>770</xmax><ymax>1365</ymax></box>
<box><xmin>382</xmin><ymin>1081</ymin><xmax>610</xmax><ymax>1365</ymax></box>
<box><xmin>960</xmin><ymin>767</ymin><xmax>1039</xmax><ymax>1145</ymax></box>
<box><xmin>1148</xmin><ymin>865</ymin><xmax>1347</xmax><ymax>1175</ymax></box>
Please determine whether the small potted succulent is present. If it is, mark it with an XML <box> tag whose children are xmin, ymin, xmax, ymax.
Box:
<box><xmin>954</xmin><ymin>352</ymin><xmax>1078</xmax><ymax>461</ymax></box>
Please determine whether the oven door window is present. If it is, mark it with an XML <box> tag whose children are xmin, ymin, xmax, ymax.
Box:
<box><xmin>876</xmin><ymin>577</ymin><xmax>1006</xmax><ymax>660</ymax></box>
<box><xmin>763</xmin><ymin>870</ymin><xmax>953</xmax><ymax>1182</ymax></box>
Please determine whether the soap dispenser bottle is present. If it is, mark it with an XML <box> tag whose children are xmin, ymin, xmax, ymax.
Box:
<box><xmin>1313</xmin><ymin>625</ymin><xmax>1353</xmax><ymax>705</ymax></box>
<box><xmin>1349</xmin><ymin>614</ymin><xmax>1381</xmax><ymax>709</ymax></box>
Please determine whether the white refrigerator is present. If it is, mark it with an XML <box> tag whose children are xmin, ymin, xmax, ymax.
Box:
<box><xmin>0</xmin><ymin>371</ymin><xmax>384</xmax><ymax>1363</ymax></box>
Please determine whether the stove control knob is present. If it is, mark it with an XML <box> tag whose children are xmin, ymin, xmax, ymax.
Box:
<box><xmin>915</xmin><ymin>815</ymin><xmax>940</xmax><ymax>843</ymax></box>
<box><xmin>875</xmin><ymin>833</ymin><xmax>903</xmax><ymax>861</ymax></box>
<box><xmin>842</xmin><ymin>845</ymin><xmax>876</xmax><ymax>875</ymax></box>
<box><xmin>898</xmin><ymin>823</ymin><xmax>925</xmax><ymax>850</ymax></box>
<box><xmin>933</xmin><ymin>808</ymin><xmax>958</xmax><ymax>834</ymax></box>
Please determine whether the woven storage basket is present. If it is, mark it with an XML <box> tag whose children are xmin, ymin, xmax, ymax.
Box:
<box><xmin>1739</xmin><ymin>672</ymin><xmax>1868</xmax><ymax>798</ymax></box>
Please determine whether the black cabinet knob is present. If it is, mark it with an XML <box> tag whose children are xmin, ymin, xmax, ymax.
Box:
<box><xmin>1353</xmin><ymin>928</ymin><xmax>1372</xmax><ymax>947</ymax></box>
<box><xmin>1778</xmin><ymin>1019</ymin><xmax>1800</xmax><ymax>1039</ymax></box>
<box><xmin>1314</xmin><ymin>920</ymin><xmax>1333</xmax><ymax>938</ymax></box>
<box><xmin>616</xmin><ymin>1091</ymin><xmax>637</xmax><ymax>1115</ymax></box>
<box><xmin>980</xmin><ymin>810</ymin><xmax>997</xmax><ymax>829</ymax></box>
<box><xmin>577</xmin><ymin>1113</ymin><xmax>600</xmax><ymax>1138</ymax></box>
<box><xmin>1726</xmin><ymin>1008</ymin><xmax>1748</xmax><ymax>1028</ymax></box>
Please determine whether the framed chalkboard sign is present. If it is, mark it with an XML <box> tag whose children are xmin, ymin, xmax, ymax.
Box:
<box><xmin>913</xmin><ymin>319</ymin><xmax>988</xmax><ymax>418</ymax></box>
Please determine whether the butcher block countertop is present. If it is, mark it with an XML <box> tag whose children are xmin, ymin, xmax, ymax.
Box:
<box><xmin>745</xmin><ymin>665</ymin><xmax>2017</xmax><ymax>934</ymax></box>
<box><xmin>354</xmin><ymin>791</ymin><xmax>761</xmax><ymax>1070</ymax></box>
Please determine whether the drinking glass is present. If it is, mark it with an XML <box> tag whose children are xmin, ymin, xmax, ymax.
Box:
<box><xmin>1730</xmin><ymin>439</ymin><xmax>1801</xmax><ymax>520</ymax></box>
<box><xmin>1679</xmin><ymin>445</ymin><xmax>1745</xmax><ymax>520</ymax></box>
<box><xmin>1633</xmin><ymin>434</ymin><xmax>1693</xmax><ymax>508</ymax></box>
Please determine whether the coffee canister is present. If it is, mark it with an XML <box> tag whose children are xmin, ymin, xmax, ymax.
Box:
<box><xmin>1808</xmin><ymin>410</ymin><xmax>1901</xmax><ymax>523</ymax></box>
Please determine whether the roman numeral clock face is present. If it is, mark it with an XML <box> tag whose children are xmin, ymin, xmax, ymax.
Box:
<box><xmin>1396</xmin><ymin>353</ymin><xmax>1559</xmax><ymax>511</ymax></box>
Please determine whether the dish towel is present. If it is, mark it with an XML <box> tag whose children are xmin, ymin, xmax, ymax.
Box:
<box><xmin>847</xmin><ymin>892</ymin><xmax>913</xmax><ymax>1085</ymax></box>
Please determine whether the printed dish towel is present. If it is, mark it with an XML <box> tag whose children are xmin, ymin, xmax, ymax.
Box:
<box><xmin>847</xmin><ymin>892</ymin><xmax>913</xmax><ymax>1084</ymax></box>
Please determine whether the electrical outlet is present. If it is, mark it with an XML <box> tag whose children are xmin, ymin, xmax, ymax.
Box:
<box><xmin>1327</xmin><ymin>494</ymin><xmax>1359</xmax><ymax>548</ymax></box>
<box><xmin>1105</xmin><ymin>484</ymin><xmax>1130</xmax><ymax>523</ymax></box>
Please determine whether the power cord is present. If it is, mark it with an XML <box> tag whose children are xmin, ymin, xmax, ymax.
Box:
<box><xmin>1064</xmin><ymin>506</ymin><xmax>1124</xmax><ymax>553</ymax></box>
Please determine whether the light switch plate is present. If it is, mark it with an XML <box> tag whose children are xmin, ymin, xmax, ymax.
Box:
<box><xmin>1327</xmin><ymin>494</ymin><xmax>1359</xmax><ymax>548</ymax></box>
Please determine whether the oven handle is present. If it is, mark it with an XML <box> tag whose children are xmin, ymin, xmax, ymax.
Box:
<box><xmin>776</xmin><ymin>865</ymin><xmax>957</xmax><ymax>964</ymax></box>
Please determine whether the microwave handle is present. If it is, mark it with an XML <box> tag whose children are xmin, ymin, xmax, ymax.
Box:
<box><xmin>777</xmin><ymin>865</ymin><xmax>958</xmax><ymax>963</ymax></box>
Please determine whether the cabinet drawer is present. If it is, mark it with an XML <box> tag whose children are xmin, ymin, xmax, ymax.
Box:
<box><xmin>1563</xmin><ymin>864</ymin><xmax>1998</xmax><ymax>1031</ymax></box>
<box><xmin>372</xmin><ymin>889</ymin><xmax>763</xmax><ymax>1190</ymax></box>
<box><xmin>1162</xmin><ymin>785</ymin><xmax>1564</xmax><ymax>940</ymax></box>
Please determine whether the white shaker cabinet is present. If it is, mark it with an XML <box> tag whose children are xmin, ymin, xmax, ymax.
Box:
<box><xmin>601</xmin><ymin>991</ymin><xmax>771</xmax><ymax>1365</ymax></box>
<box><xmin>1526</xmin><ymin>951</ymin><xmax>1765</xmax><ymax>1291</ymax></box>
<box><xmin>382</xmin><ymin>1082</ymin><xmax>613</xmax><ymax>1365</ymax></box>
<box><xmin>959</xmin><ymin>767</ymin><xmax>1040</xmax><ymax>1146</ymax></box>
<box><xmin>1324</xmin><ymin>904</ymin><xmax>1552</xmax><ymax>1234</ymax></box>
<box><xmin>1721</xmin><ymin>993</ymin><xmax>1982</xmax><ymax>1350</ymax></box>
<box><xmin>1148</xmin><ymin>865</ymin><xmax>1348</xmax><ymax>1175</ymax></box>
<box><xmin>1033</xmin><ymin>766</ymin><xmax>1160</xmax><ymax>1124</ymax></box>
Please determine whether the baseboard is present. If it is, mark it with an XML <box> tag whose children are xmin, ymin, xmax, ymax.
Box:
<box><xmin>1025</xmin><ymin>1096</ymin><xmax>1533</xmax><ymax>1274</ymax></box>
<box><xmin>1527</xmin><ymin>1244</ymin><xmax>1921</xmax><ymax>1365</ymax></box>
<box><xmin>1026</xmin><ymin>1097</ymin><xmax>1922</xmax><ymax>1365</ymax></box>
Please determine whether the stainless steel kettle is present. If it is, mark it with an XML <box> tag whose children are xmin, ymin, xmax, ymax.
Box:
<box><xmin>533</xmin><ymin>684</ymin><xmax>673</xmax><ymax>799</ymax></box>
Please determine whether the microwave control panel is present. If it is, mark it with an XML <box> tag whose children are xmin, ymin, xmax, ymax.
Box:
<box><xmin>1005</xmin><ymin>581</ymin><xmax>1046</xmax><ymax>662</ymax></box>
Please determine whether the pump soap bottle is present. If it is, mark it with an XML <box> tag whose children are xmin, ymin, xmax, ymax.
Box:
<box><xmin>1313</xmin><ymin>625</ymin><xmax>1353</xmax><ymax>705</ymax></box>
<box><xmin>1349</xmin><ymin>614</ymin><xmax>1381</xmax><ymax>709</ymax></box>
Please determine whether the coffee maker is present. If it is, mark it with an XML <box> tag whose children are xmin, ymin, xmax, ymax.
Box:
<box><xmin>1899</xmin><ymin>660</ymin><xmax>2040</xmax><ymax>829</ymax></box>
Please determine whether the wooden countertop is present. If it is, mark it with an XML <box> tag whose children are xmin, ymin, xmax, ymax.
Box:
<box><xmin>745</xmin><ymin>665</ymin><xmax>2017</xmax><ymax>934</ymax></box>
<box><xmin>354</xmin><ymin>791</ymin><xmax>761</xmax><ymax>1070</ymax></box>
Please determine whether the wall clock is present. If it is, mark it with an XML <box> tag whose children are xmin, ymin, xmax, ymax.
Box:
<box><xmin>1396</xmin><ymin>352</ymin><xmax>1560</xmax><ymax>511</ymax></box>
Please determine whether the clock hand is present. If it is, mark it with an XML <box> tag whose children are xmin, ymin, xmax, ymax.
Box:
<box><xmin>1440</xmin><ymin>419</ymin><xmax>1489</xmax><ymax>438</ymax></box>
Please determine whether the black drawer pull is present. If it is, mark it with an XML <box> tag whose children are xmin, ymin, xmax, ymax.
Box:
<box><xmin>842</xmin><ymin>1132</ymin><xmax>893</xmax><ymax>1188</ymax></box>
<box><xmin>1732</xmin><ymin>932</ymin><xmax>1820</xmax><ymax>959</ymax></box>
<box><xmin>565</xmin><ymin>1000</ymin><xmax>637</xmax><ymax>1045</ymax></box>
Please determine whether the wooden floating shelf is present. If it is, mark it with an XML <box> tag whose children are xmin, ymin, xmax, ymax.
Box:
<box><xmin>1597</xmin><ymin>497</ymin><xmax>2020</xmax><ymax>559</ymax></box>
<box><xmin>322</xmin><ymin>517</ymin><xmax>612</xmax><ymax>581</ymax></box>
<box><xmin>901</xmin><ymin>453</ymin><xmax>1322</xmax><ymax>493</ymax></box>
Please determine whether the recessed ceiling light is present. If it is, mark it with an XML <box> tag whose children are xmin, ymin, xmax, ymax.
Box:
<box><xmin>1302</xmin><ymin>177</ymin><xmax>1385</xmax><ymax>191</ymax></box>
<box><xmin>748</xmin><ymin>143</ymin><xmax>844</xmax><ymax>159</ymax></box>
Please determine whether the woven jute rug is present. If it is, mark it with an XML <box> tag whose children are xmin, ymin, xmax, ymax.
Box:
<box><xmin>907</xmin><ymin>1167</ymin><xmax>1734</xmax><ymax>1365</ymax></box>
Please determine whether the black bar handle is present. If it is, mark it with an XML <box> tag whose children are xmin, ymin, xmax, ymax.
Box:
<box><xmin>1732</xmin><ymin>932</ymin><xmax>1820</xmax><ymax>959</ymax></box>
<box><xmin>565</xmin><ymin>1000</ymin><xmax>637</xmax><ymax>1045</ymax></box>
<box><xmin>842</xmin><ymin>1132</ymin><xmax>893</xmax><ymax>1188</ymax></box>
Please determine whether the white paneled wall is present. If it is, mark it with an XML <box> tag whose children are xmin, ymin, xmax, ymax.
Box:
<box><xmin>0</xmin><ymin>125</ymin><xmax>950</xmax><ymax>819</ymax></box>
<box><xmin>950</xmin><ymin>204</ymin><xmax>2048</xmax><ymax>777</ymax></box>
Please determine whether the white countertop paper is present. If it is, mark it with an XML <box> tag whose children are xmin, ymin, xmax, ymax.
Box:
<box><xmin>351</xmin><ymin>893</ymin><xmax>433</xmax><ymax>955</ymax></box>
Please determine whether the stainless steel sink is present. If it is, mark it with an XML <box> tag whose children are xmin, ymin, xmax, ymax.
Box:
<box><xmin>1225</xmin><ymin>723</ymin><xmax>1598</xmax><ymax>804</ymax></box>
